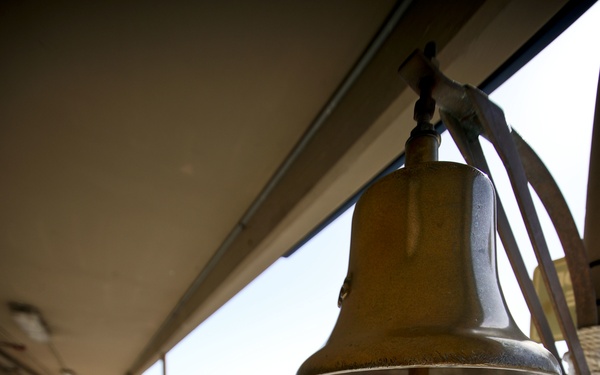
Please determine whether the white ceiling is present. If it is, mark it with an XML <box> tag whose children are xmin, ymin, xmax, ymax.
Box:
<box><xmin>0</xmin><ymin>1</ymin><xmax>569</xmax><ymax>374</ymax></box>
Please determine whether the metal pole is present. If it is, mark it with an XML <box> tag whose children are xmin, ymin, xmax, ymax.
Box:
<box><xmin>584</xmin><ymin>72</ymin><xmax>600</xmax><ymax>321</ymax></box>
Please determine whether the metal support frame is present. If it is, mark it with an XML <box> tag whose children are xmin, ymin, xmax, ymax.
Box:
<box><xmin>513</xmin><ymin>130</ymin><xmax>598</xmax><ymax>329</ymax></box>
<box><xmin>0</xmin><ymin>349</ymin><xmax>40</xmax><ymax>375</ymax></box>
<box><xmin>584</xmin><ymin>72</ymin><xmax>600</xmax><ymax>321</ymax></box>
<box><xmin>399</xmin><ymin>49</ymin><xmax>598</xmax><ymax>375</ymax></box>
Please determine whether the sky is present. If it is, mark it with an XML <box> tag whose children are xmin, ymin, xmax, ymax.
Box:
<box><xmin>144</xmin><ymin>3</ymin><xmax>600</xmax><ymax>374</ymax></box>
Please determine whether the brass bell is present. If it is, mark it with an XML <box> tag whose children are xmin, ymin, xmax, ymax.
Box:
<box><xmin>297</xmin><ymin>115</ymin><xmax>561</xmax><ymax>373</ymax></box>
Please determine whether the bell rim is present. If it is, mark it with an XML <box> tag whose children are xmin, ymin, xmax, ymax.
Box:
<box><xmin>297</xmin><ymin>334</ymin><xmax>561</xmax><ymax>375</ymax></box>
<box><xmin>298</xmin><ymin>365</ymin><xmax>559</xmax><ymax>375</ymax></box>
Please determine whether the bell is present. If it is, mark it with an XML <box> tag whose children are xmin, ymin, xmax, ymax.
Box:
<box><xmin>297</xmin><ymin>123</ymin><xmax>562</xmax><ymax>374</ymax></box>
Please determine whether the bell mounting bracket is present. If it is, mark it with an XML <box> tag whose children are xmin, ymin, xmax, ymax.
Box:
<box><xmin>398</xmin><ymin>48</ymin><xmax>597</xmax><ymax>375</ymax></box>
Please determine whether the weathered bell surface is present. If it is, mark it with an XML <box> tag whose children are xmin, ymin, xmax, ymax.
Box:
<box><xmin>297</xmin><ymin>131</ymin><xmax>561</xmax><ymax>375</ymax></box>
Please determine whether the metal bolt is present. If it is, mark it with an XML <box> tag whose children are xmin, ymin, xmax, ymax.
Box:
<box><xmin>337</xmin><ymin>274</ymin><xmax>352</xmax><ymax>308</ymax></box>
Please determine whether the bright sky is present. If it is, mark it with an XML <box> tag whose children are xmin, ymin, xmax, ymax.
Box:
<box><xmin>144</xmin><ymin>4</ymin><xmax>600</xmax><ymax>374</ymax></box>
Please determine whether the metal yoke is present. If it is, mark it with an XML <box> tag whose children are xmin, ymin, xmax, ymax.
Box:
<box><xmin>398</xmin><ymin>49</ymin><xmax>597</xmax><ymax>375</ymax></box>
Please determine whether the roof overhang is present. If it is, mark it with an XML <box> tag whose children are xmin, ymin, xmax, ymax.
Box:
<box><xmin>0</xmin><ymin>1</ymin><xmax>577</xmax><ymax>374</ymax></box>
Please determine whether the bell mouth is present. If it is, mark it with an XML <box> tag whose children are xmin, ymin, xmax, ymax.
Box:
<box><xmin>300</xmin><ymin>368</ymin><xmax>555</xmax><ymax>375</ymax></box>
<box><xmin>298</xmin><ymin>332</ymin><xmax>561</xmax><ymax>375</ymax></box>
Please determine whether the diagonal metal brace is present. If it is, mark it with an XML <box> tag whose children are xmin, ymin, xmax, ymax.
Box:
<box><xmin>399</xmin><ymin>49</ymin><xmax>591</xmax><ymax>375</ymax></box>
<box><xmin>513</xmin><ymin>130</ymin><xmax>598</xmax><ymax>330</ymax></box>
<box><xmin>440</xmin><ymin>109</ymin><xmax>563</xmax><ymax>372</ymax></box>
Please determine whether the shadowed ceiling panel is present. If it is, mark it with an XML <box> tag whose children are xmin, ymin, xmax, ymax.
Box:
<box><xmin>0</xmin><ymin>1</ymin><xmax>395</xmax><ymax>374</ymax></box>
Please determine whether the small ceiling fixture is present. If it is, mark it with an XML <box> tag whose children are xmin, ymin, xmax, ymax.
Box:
<box><xmin>297</xmin><ymin>43</ymin><xmax>561</xmax><ymax>375</ymax></box>
<box><xmin>8</xmin><ymin>302</ymin><xmax>50</xmax><ymax>343</ymax></box>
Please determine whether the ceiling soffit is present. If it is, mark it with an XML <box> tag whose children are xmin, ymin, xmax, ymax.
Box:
<box><xmin>0</xmin><ymin>1</ymin><xmax>395</xmax><ymax>374</ymax></box>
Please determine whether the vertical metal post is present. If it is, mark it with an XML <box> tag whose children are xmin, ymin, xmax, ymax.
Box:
<box><xmin>584</xmin><ymin>72</ymin><xmax>600</xmax><ymax>322</ymax></box>
<box><xmin>161</xmin><ymin>353</ymin><xmax>166</xmax><ymax>375</ymax></box>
